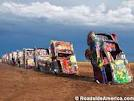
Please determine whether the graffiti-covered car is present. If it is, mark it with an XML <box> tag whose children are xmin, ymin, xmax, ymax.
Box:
<box><xmin>1</xmin><ymin>54</ymin><xmax>8</xmax><ymax>63</ymax></box>
<box><xmin>16</xmin><ymin>50</ymin><xmax>24</xmax><ymax>67</ymax></box>
<box><xmin>8</xmin><ymin>52</ymin><xmax>13</xmax><ymax>64</ymax></box>
<box><xmin>50</xmin><ymin>40</ymin><xmax>78</xmax><ymax>74</ymax></box>
<box><xmin>12</xmin><ymin>51</ymin><xmax>18</xmax><ymax>65</ymax></box>
<box><xmin>85</xmin><ymin>32</ymin><xmax>133</xmax><ymax>84</ymax></box>
<box><xmin>23</xmin><ymin>48</ymin><xmax>35</xmax><ymax>68</ymax></box>
<box><xmin>34</xmin><ymin>48</ymin><xmax>51</xmax><ymax>72</ymax></box>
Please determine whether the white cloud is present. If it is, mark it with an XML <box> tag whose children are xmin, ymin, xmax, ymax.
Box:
<box><xmin>0</xmin><ymin>1</ymin><xmax>134</xmax><ymax>26</ymax></box>
<box><xmin>122</xmin><ymin>0</ymin><xmax>134</xmax><ymax>8</ymax></box>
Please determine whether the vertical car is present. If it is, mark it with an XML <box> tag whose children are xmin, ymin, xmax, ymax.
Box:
<box><xmin>8</xmin><ymin>52</ymin><xmax>13</xmax><ymax>64</ymax></box>
<box><xmin>17</xmin><ymin>50</ymin><xmax>24</xmax><ymax>67</ymax></box>
<box><xmin>85</xmin><ymin>32</ymin><xmax>133</xmax><ymax>84</ymax></box>
<box><xmin>23</xmin><ymin>48</ymin><xmax>35</xmax><ymax>68</ymax></box>
<box><xmin>34</xmin><ymin>48</ymin><xmax>51</xmax><ymax>72</ymax></box>
<box><xmin>12</xmin><ymin>51</ymin><xmax>18</xmax><ymax>65</ymax></box>
<box><xmin>50</xmin><ymin>40</ymin><xmax>78</xmax><ymax>74</ymax></box>
<box><xmin>1</xmin><ymin>54</ymin><xmax>8</xmax><ymax>63</ymax></box>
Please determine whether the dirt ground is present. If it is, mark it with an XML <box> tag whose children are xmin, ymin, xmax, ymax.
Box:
<box><xmin>0</xmin><ymin>62</ymin><xmax>134</xmax><ymax>101</ymax></box>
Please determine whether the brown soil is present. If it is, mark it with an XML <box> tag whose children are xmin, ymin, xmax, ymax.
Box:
<box><xmin>0</xmin><ymin>62</ymin><xmax>134</xmax><ymax>101</ymax></box>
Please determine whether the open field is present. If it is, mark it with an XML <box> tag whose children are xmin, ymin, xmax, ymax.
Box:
<box><xmin>0</xmin><ymin>62</ymin><xmax>134</xmax><ymax>101</ymax></box>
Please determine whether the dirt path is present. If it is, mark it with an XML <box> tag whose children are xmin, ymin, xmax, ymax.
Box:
<box><xmin>0</xmin><ymin>63</ymin><xmax>134</xmax><ymax>101</ymax></box>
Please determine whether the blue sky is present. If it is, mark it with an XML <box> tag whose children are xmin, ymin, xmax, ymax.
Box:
<box><xmin>0</xmin><ymin>0</ymin><xmax>134</xmax><ymax>61</ymax></box>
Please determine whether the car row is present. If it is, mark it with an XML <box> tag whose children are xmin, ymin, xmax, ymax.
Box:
<box><xmin>2</xmin><ymin>40</ymin><xmax>78</xmax><ymax>75</ymax></box>
<box><xmin>2</xmin><ymin>32</ymin><xmax>133</xmax><ymax>84</ymax></box>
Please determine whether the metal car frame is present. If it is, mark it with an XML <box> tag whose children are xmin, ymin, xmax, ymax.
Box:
<box><xmin>34</xmin><ymin>48</ymin><xmax>51</xmax><ymax>72</ymax></box>
<box><xmin>50</xmin><ymin>40</ymin><xmax>78</xmax><ymax>74</ymax></box>
<box><xmin>85</xmin><ymin>32</ymin><xmax>133</xmax><ymax>84</ymax></box>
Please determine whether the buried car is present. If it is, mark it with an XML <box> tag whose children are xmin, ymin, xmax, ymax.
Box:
<box><xmin>23</xmin><ymin>48</ymin><xmax>35</xmax><ymax>68</ymax></box>
<box><xmin>8</xmin><ymin>52</ymin><xmax>13</xmax><ymax>64</ymax></box>
<box><xmin>34</xmin><ymin>48</ymin><xmax>51</xmax><ymax>72</ymax></box>
<box><xmin>1</xmin><ymin>54</ymin><xmax>8</xmax><ymax>63</ymax></box>
<box><xmin>50</xmin><ymin>40</ymin><xmax>78</xmax><ymax>74</ymax></box>
<box><xmin>16</xmin><ymin>50</ymin><xmax>24</xmax><ymax>67</ymax></box>
<box><xmin>85</xmin><ymin>32</ymin><xmax>133</xmax><ymax>84</ymax></box>
<box><xmin>11</xmin><ymin>51</ymin><xmax>18</xmax><ymax>65</ymax></box>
